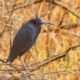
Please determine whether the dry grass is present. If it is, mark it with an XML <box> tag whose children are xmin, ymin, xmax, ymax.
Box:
<box><xmin>0</xmin><ymin>0</ymin><xmax>80</xmax><ymax>80</ymax></box>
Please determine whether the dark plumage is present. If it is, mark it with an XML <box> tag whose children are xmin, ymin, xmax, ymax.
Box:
<box><xmin>6</xmin><ymin>16</ymin><xmax>53</xmax><ymax>71</ymax></box>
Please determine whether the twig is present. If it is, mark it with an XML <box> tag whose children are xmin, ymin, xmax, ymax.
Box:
<box><xmin>7</xmin><ymin>0</ymin><xmax>42</xmax><ymax>13</ymax></box>
<box><xmin>0</xmin><ymin>44</ymin><xmax>80</xmax><ymax>73</ymax></box>
<box><xmin>46</xmin><ymin>1</ymin><xmax>53</xmax><ymax>57</ymax></box>
<box><xmin>42</xmin><ymin>24</ymin><xmax>80</xmax><ymax>38</ymax></box>
<box><xmin>0</xmin><ymin>59</ymin><xmax>5</xmax><ymax>63</ymax></box>
<box><xmin>0</xmin><ymin>4</ymin><xmax>14</xmax><ymax>37</ymax></box>
<box><xmin>0</xmin><ymin>1</ymin><xmax>21</xmax><ymax>73</ymax></box>
<box><xmin>0</xmin><ymin>59</ymin><xmax>21</xmax><ymax>73</ymax></box>
<box><xmin>59</xmin><ymin>23</ymin><xmax>80</xmax><ymax>29</ymax></box>
<box><xmin>30</xmin><ymin>68</ymin><xmax>80</xmax><ymax>75</ymax></box>
<box><xmin>53</xmin><ymin>0</ymin><xmax>80</xmax><ymax>18</ymax></box>
<box><xmin>7</xmin><ymin>0</ymin><xmax>80</xmax><ymax>19</ymax></box>
<box><xmin>0</xmin><ymin>68</ymin><xmax>80</xmax><ymax>75</ymax></box>
<box><xmin>30</xmin><ymin>44</ymin><xmax>80</xmax><ymax>72</ymax></box>
<box><xmin>0</xmin><ymin>69</ymin><xmax>79</xmax><ymax>80</ymax></box>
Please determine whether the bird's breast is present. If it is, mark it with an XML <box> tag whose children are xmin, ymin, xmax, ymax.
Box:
<box><xmin>29</xmin><ymin>24</ymin><xmax>41</xmax><ymax>44</ymax></box>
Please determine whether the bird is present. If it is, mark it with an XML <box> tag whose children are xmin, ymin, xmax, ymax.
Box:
<box><xmin>6</xmin><ymin>15</ymin><xmax>54</xmax><ymax>72</ymax></box>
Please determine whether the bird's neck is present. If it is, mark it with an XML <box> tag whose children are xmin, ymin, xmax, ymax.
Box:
<box><xmin>35</xmin><ymin>25</ymin><xmax>41</xmax><ymax>34</ymax></box>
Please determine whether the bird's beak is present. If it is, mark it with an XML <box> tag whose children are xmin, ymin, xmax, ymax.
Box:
<box><xmin>40</xmin><ymin>19</ymin><xmax>54</xmax><ymax>25</ymax></box>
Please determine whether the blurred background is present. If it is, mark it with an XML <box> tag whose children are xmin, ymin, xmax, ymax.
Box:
<box><xmin>0</xmin><ymin>0</ymin><xmax>80</xmax><ymax>80</ymax></box>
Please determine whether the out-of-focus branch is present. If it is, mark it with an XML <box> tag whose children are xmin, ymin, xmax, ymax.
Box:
<box><xmin>30</xmin><ymin>44</ymin><xmax>80</xmax><ymax>72</ymax></box>
<box><xmin>0</xmin><ymin>59</ymin><xmax>5</xmax><ymax>63</ymax></box>
<box><xmin>53</xmin><ymin>0</ymin><xmax>80</xmax><ymax>18</ymax></box>
<box><xmin>0</xmin><ymin>3</ymin><xmax>15</xmax><ymax>37</ymax></box>
<box><xmin>7</xmin><ymin>0</ymin><xmax>42</xmax><ymax>13</ymax></box>
<box><xmin>7</xmin><ymin>0</ymin><xmax>80</xmax><ymax>19</ymax></box>
<box><xmin>0</xmin><ymin>44</ymin><xmax>80</xmax><ymax>72</ymax></box>
<box><xmin>0</xmin><ymin>68</ymin><xmax>80</xmax><ymax>75</ymax></box>
<box><xmin>0</xmin><ymin>58</ymin><xmax>21</xmax><ymax>73</ymax></box>
<box><xmin>0</xmin><ymin>68</ymin><xmax>80</xmax><ymax>80</ymax></box>
<box><xmin>30</xmin><ymin>68</ymin><xmax>80</xmax><ymax>75</ymax></box>
<box><xmin>76</xmin><ymin>7</ymin><xmax>80</xmax><ymax>9</ymax></box>
<box><xmin>42</xmin><ymin>23</ymin><xmax>80</xmax><ymax>38</ymax></box>
<box><xmin>59</xmin><ymin>23</ymin><xmax>80</xmax><ymax>29</ymax></box>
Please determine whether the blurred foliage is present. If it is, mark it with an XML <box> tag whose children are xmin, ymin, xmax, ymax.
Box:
<box><xmin>69</xmin><ymin>13</ymin><xmax>77</xmax><ymax>23</ymax></box>
<box><xmin>0</xmin><ymin>0</ymin><xmax>80</xmax><ymax>80</ymax></box>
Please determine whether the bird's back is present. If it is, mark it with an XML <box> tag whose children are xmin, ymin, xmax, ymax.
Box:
<box><xmin>6</xmin><ymin>22</ymin><xmax>41</xmax><ymax>63</ymax></box>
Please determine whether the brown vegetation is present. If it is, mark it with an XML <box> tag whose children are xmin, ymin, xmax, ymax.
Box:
<box><xmin>0</xmin><ymin>0</ymin><xmax>80</xmax><ymax>80</ymax></box>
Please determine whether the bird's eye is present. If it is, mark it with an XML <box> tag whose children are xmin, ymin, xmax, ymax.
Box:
<box><xmin>33</xmin><ymin>21</ymin><xmax>37</xmax><ymax>24</ymax></box>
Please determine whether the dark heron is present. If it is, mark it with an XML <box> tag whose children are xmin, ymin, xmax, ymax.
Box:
<box><xmin>6</xmin><ymin>16</ymin><xmax>54</xmax><ymax>72</ymax></box>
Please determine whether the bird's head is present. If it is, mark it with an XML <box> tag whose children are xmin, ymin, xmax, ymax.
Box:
<box><xmin>29</xmin><ymin>16</ymin><xmax>54</xmax><ymax>26</ymax></box>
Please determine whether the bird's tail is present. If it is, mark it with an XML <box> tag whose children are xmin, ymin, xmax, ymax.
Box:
<box><xmin>6</xmin><ymin>55</ymin><xmax>14</xmax><ymax>64</ymax></box>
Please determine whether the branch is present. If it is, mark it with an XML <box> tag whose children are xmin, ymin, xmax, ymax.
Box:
<box><xmin>1</xmin><ymin>44</ymin><xmax>80</xmax><ymax>72</ymax></box>
<box><xmin>42</xmin><ymin>23</ymin><xmax>80</xmax><ymax>38</ymax></box>
<box><xmin>59</xmin><ymin>23</ymin><xmax>80</xmax><ymax>29</ymax></box>
<box><xmin>30</xmin><ymin>68</ymin><xmax>80</xmax><ymax>75</ymax></box>
<box><xmin>53</xmin><ymin>0</ymin><xmax>80</xmax><ymax>18</ymax></box>
<box><xmin>0</xmin><ymin>68</ymin><xmax>80</xmax><ymax>74</ymax></box>
<box><xmin>7</xmin><ymin>0</ymin><xmax>80</xmax><ymax>19</ymax></box>
<box><xmin>30</xmin><ymin>44</ymin><xmax>80</xmax><ymax>72</ymax></box>
<box><xmin>7</xmin><ymin>0</ymin><xmax>42</xmax><ymax>13</ymax></box>
<box><xmin>0</xmin><ymin>59</ymin><xmax>21</xmax><ymax>73</ymax></box>
<box><xmin>0</xmin><ymin>1</ymin><xmax>16</xmax><ymax>37</ymax></box>
<box><xmin>0</xmin><ymin>68</ymin><xmax>79</xmax><ymax>80</ymax></box>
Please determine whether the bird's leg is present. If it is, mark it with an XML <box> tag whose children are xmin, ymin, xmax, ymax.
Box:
<box><xmin>20</xmin><ymin>57</ymin><xmax>31</xmax><ymax>80</ymax></box>
<box><xmin>19</xmin><ymin>57</ymin><xmax>29</xmax><ymax>73</ymax></box>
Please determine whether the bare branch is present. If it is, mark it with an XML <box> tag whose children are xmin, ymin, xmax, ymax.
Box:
<box><xmin>7</xmin><ymin>0</ymin><xmax>80</xmax><ymax>19</ymax></box>
<box><xmin>30</xmin><ymin>44</ymin><xmax>80</xmax><ymax>72</ymax></box>
<box><xmin>7</xmin><ymin>0</ymin><xmax>42</xmax><ymax>13</ymax></box>
<box><xmin>59</xmin><ymin>23</ymin><xmax>80</xmax><ymax>29</ymax></box>
<box><xmin>53</xmin><ymin>0</ymin><xmax>80</xmax><ymax>18</ymax></box>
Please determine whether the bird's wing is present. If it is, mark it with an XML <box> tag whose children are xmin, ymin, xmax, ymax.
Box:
<box><xmin>10</xmin><ymin>23</ymin><xmax>34</xmax><ymax>56</ymax></box>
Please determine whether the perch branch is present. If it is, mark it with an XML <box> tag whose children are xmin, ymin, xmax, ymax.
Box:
<box><xmin>30</xmin><ymin>44</ymin><xmax>80</xmax><ymax>72</ymax></box>
<box><xmin>0</xmin><ymin>44</ymin><xmax>80</xmax><ymax>72</ymax></box>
